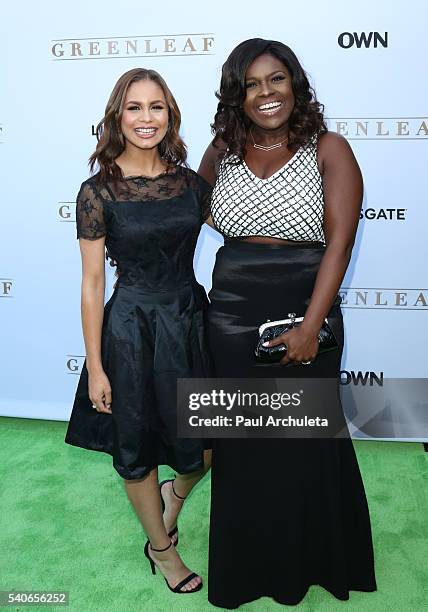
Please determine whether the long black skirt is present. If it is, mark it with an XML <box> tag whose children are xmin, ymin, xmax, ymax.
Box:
<box><xmin>207</xmin><ymin>241</ymin><xmax>376</xmax><ymax>608</ymax></box>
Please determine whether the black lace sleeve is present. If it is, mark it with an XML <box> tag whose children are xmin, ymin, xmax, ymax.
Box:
<box><xmin>196</xmin><ymin>174</ymin><xmax>213</xmax><ymax>222</ymax></box>
<box><xmin>76</xmin><ymin>180</ymin><xmax>106</xmax><ymax>240</ymax></box>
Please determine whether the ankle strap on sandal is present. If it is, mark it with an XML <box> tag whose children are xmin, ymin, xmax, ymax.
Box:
<box><xmin>149</xmin><ymin>541</ymin><xmax>173</xmax><ymax>553</ymax></box>
<box><xmin>171</xmin><ymin>479</ymin><xmax>187</xmax><ymax>501</ymax></box>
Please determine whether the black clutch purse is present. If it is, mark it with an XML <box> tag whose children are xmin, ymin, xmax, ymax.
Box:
<box><xmin>254</xmin><ymin>312</ymin><xmax>338</xmax><ymax>364</ymax></box>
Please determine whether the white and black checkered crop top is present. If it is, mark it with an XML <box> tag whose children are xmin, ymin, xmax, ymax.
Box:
<box><xmin>210</xmin><ymin>134</ymin><xmax>325</xmax><ymax>243</ymax></box>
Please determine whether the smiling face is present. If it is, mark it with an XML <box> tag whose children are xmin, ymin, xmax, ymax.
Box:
<box><xmin>120</xmin><ymin>79</ymin><xmax>169</xmax><ymax>152</ymax></box>
<box><xmin>242</xmin><ymin>53</ymin><xmax>295</xmax><ymax>132</ymax></box>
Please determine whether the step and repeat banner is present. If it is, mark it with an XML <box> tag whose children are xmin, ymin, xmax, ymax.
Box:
<box><xmin>1</xmin><ymin>0</ymin><xmax>427</xmax><ymax>441</ymax></box>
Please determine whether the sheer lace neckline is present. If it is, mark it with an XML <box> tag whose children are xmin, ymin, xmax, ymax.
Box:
<box><xmin>123</xmin><ymin>167</ymin><xmax>179</xmax><ymax>181</ymax></box>
<box><xmin>76</xmin><ymin>166</ymin><xmax>212</xmax><ymax>240</ymax></box>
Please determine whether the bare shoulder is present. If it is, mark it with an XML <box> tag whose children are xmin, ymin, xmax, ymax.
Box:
<box><xmin>198</xmin><ymin>137</ymin><xmax>228</xmax><ymax>185</ymax></box>
<box><xmin>317</xmin><ymin>131</ymin><xmax>358</xmax><ymax>172</ymax></box>
<box><xmin>205</xmin><ymin>137</ymin><xmax>228</xmax><ymax>166</ymax></box>
<box><xmin>317</xmin><ymin>131</ymin><xmax>353</xmax><ymax>154</ymax></box>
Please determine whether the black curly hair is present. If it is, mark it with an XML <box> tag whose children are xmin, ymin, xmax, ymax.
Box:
<box><xmin>212</xmin><ymin>38</ymin><xmax>327</xmax><ymax>159</ymax></box>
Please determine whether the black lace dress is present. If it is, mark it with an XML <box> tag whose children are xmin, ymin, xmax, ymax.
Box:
<box><xmin>65</xmin><ymin>166</ymin><xmax>212</xmax><ymax>480</ymax></box>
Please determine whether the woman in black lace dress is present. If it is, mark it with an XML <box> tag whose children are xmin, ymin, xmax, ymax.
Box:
<box><xmin>65</xmin><ymin>68</ymin><xmax>212</xmax><ymax>594</ymax></box>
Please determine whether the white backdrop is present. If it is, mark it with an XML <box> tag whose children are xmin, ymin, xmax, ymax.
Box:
<box><xmin>1</xmin><ymin>0</ymin><xmax>427</xmax><ymax>441</ymax></box>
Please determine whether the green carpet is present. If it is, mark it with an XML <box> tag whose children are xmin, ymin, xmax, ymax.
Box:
<box><xmin>0</xmin><ymin>416</ymin><xmax>427</xmax><ymax>611</ymax></box>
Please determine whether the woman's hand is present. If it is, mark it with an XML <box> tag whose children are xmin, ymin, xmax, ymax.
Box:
<box><xmin>263</xmin><ymin>326</ymin><xmax>319</xmax><ymax>366</ymax></box>
<box><xmin>88</xmin><ymin>369</ymin><xmax>112</xmax><ymax>413</ymax></box>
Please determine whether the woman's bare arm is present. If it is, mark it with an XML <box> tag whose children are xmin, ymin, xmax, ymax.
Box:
<box><xmin>80</xmin><ymin>237</ymin><xmax>112</xmax><ymax>413</ymax></box>
<box><xmin>268</xmin><ymin>132</ymin><xmax>362</xmax><ymax>364</ymax></box>
<box><xmin>301</xmin><ymin>132</ymin><xmax>362</xmax><ymax>334</ymax></box>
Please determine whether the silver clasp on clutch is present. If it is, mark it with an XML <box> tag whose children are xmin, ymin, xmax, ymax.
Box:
<box><xmin>288</xmin><ymin>312</ymin><xmax>296</xmax><ymax>325</ymax></box>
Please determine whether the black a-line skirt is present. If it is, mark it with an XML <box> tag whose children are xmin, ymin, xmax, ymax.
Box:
<box><xmin>65</xmin><ymin>280</ymin><xmax>211</xmax><ymax>480</ymax></box>
<box><xmin>207</xmin><ymin>240</ymin><xmax>376</xmax><ymax>608</ymax></box>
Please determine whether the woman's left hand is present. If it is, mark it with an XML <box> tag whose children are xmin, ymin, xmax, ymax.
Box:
<box><xmin>263</xmin><ymin>326</ymin><xmax>320</xmax><ymax>366</ymax></box>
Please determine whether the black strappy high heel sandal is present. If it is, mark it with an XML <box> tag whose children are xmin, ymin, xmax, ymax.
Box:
<box><xmin>159</xmin><ymin>478</ymin><xmax>186</xmax><ymax>546</ymax></box>
<box><xmin>143</xmin><ymin>540</ymin><xmax>203</xmax><ymax>594</ymax></box>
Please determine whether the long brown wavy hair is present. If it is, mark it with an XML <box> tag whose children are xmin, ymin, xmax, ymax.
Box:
<box><xmin>90</xmin><ymin>68</ymin><xmax>187</xmax><ymax>183</ymax></box>
<box><xmin>212</xmin><ymin>39</ymin><xmax>327</xmax><ymax>160</ymax></box>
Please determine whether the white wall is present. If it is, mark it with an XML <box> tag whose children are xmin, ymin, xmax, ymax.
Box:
<box><xmin>1</xmin><ymin>0</ymin><xmax>427</xmax><ymax>441</ymax></box>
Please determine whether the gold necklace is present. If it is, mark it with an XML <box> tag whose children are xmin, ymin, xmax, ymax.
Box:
<box><xmin>250</xmin><ymin>128</ymin><xmax>289</xmax><ymax>151</ymax></box>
